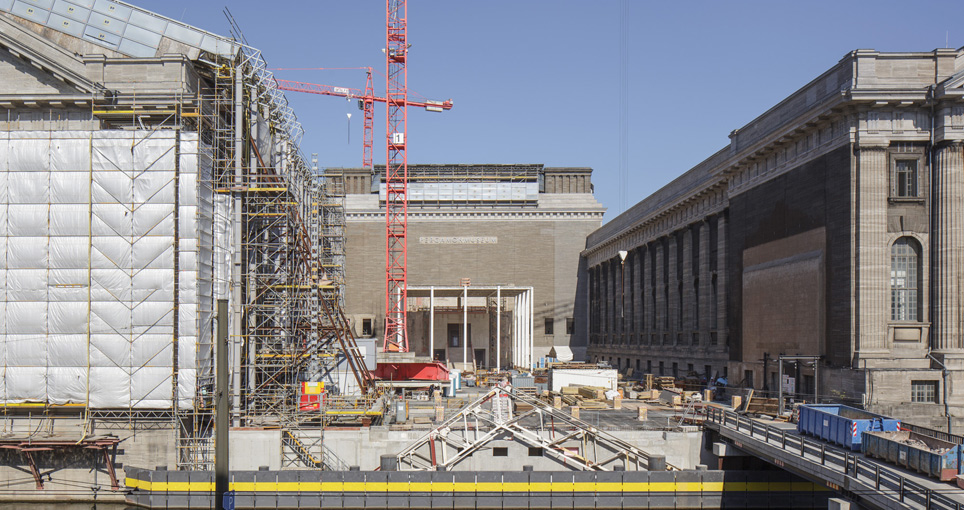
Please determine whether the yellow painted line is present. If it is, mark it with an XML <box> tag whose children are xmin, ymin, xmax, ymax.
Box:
<box><xmin>125</xmin><ymin>478</ymin><xmax>826</xmax><ymax>494</ymax></box>
<box><xmin>343</xmin><ymin>482</ymin><xmax>366</xmax><ymax>492</ymax></box>
<box><xmin>572</xmin><ymin>482</ymin><xmax>595</xmax><ymax>491</ymax></box>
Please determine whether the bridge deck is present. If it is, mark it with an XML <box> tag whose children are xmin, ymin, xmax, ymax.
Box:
<box><xmin>705</xmin><ymin>407</ymin><xmax>964</xmax><ymax>510</ymax></box>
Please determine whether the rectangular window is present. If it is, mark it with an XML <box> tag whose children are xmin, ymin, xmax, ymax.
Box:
<box><xmin>672</xmin><ymin>362</ymin><xmax>679</xmax><ymax>378</ymax></box>
<box><xmin>566</xmin><ymin>317</ymin><xmax>574</xmax><ymax>335</ymax></box>
<box><xmin>528</xmin><ymin>447</ymin><xmax>544</xmax><ymax>457</ymax></box>
<box><xmin>493</xmin><ymin>447</ymin><xmax>508</xmax><ymax>457</ymax></box>
<box><xmin>744</xmin><ymin>370</ymin><xmax>754</xmax><ymax>389</ymax></box>
<box><xmin>658</xmin><ymin>361</ymin><xmax>664</xmax><ymax>376</ymax></box>
<box><xmin>545</xmin><ymin>318</ymin><xmax>554</xmax><ymax>335</ymax></box>
<box><xmin>911</xmin><ymin>381</ymin><xmax>938</xmax><ymax>403</ymax></box>
<box><xmin>894</xmin><ymin>159</ymin><xmax>919</xmax><ymax>197</ymax></box>
<box><xmin>362</xmin><ymin>319</ymin><xmax>373</xmax><ymax>337</ymax></box>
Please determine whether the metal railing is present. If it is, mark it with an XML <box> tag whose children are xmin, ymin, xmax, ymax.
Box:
<box><xmin>705</xmin><ymin>407</ymin><xmax>964</xmax><ymax>510</ymax></box>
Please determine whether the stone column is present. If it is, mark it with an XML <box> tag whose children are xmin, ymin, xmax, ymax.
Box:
<box><xmin>699</xmin><ymin>220</ymin><xmax>711</xmax><ymax>347</ymax></box>
<box><xmin>855</xmin><ymin>146</ymin><xmax>889</xmax><ymax>354</ymax></box>
<box><xmin>667</xmin><ymin>235</ymin><xmax>679</xmax><ymax>344</ymax></box>
<box><xmin>933</xmin><ymin>142</ymin><xmax>964</xmax><ymax>352</ymax></box>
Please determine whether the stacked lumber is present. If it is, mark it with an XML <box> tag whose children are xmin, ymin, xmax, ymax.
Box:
<box><xmin>655</xmin><ymin>376</ymin><xmax>677</xmax><ymax>390</ymax></box>
<box><xmin>577</xmin><ymin>386</ymin><xmax>607</xmax><ymax>400</ymax></box>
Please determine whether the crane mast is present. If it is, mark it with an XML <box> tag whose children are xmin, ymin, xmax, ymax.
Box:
<box><xmin>384</xmin><ymin>0</ymin><xmax>409</xmax><ymax>352</ymax></box>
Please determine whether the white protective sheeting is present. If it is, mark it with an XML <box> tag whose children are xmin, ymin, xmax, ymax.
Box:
<box><xmin>0</xmin><ymin>130</ymin><xmax>216</xmax><ymax>409</ymax></box>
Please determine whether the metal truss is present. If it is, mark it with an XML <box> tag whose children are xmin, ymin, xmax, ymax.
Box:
<box><xmin>395</xmin><ymin>387</ymin><xmax>680</xmax><ymax>472</ymax></box>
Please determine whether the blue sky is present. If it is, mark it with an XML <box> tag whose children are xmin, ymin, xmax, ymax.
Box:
<box><xmin>134</xmin><ymin>0</ymin><xmax>964</xmax><ymax>221</ymax></box>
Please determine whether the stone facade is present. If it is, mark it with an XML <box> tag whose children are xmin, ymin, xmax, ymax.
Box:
<box><xmin>583</xmin><ymin>48</ymin><xmax>964</xmax><ymax>430</ymax></box>
<box><xmin>333</xmin><ymin>164</ymin><xmax>605</xmax><ymax>364</ymax></box>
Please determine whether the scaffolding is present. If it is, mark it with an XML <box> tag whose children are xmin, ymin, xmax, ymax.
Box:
<box><xmin>0</xmin><ymin>1</ymin><xmax>371</xmax><ymax>475</ymax></box>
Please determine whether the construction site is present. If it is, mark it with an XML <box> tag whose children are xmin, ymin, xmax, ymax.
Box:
<box><xmin>4</xmin><ymin>1</ymin><xmax>964</xmax><ymax>510</ymax></box>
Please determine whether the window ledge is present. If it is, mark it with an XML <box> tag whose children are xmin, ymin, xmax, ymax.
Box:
<box><xmin>888</xmin><ymin>197</ymin><xmax>925</xmax><ymax>204</ymax></box>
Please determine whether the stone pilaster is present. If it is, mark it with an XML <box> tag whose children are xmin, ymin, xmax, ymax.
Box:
<box><xmin>655</xmin><ymin>241</ymin><xmax>665</xmax><ymax>335</ymax></box>
<box><xmin>643</xmin><ymin>244</ymin><xmax>653</xmax><ymax>341</ymax></box>
<box><xmin>855</xmin><ymin>146</ymin><xmax>889</xmax><ymax>354</ymax></box>
<box><xmin>933</xmin><ymin>142</ymin><xmax>964</xmax><ymax>352</ymax></box>
<box><xmin>716</xmin><ymin>214</ymin><xmax>727</xmax><ymax>349</ymax></box>
<box><xmin>699</xmin><ymin>220</ymin><xmax>711</xmax><ymax>346</ymax></box>
<box><xmin>667</xmin><ymin>235</ymin><xmax>679</xmax><ymax>344</ymax></box>
<box><xmin>633</xmin><ymin>247</ymin><xmax>643</xmax><ymax>341</ymax></box>
<box><xmin>682</xmin><ymin>227</ymin><xmax>694</xmax><ymax>344</ymax></box>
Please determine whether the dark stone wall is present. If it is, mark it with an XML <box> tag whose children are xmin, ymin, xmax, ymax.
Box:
<box><xmin>726</xmin><ymin>145</ymin><xmax>853</xmax><ymax>366</ymax></box>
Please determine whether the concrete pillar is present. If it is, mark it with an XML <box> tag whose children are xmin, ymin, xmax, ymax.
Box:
<box><xmin>933</xmin><ymin>142</ymin><xmax>964</xmax><ymax>352</ymax></box>
<box><xmin>855</xmin><ymin>146</ymin><xmax>889</xmax><ymax>353</ymax></box>
<box><xmin>698</xmin><ymin>220</ymin><xmax>711</xmax><ymax>347</ymax></box>
<box><xmin>667</xmin><ymin>235</ymin><xmax>679</xmax><ymax>344</ymax></box>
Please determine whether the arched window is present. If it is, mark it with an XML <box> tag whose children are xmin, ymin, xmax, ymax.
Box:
<box><xmin>891</xmin><ymin>237</ymin><xmax>921</xmax><ymax>321</ymax></box>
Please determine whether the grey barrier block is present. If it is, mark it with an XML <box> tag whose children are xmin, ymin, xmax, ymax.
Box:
<box><xmin>550</xmin><ymin>471</ymin><xmax>573</xmax><ymax>510</ymax></box>
<box><xmin>700</xmin><ymin>470</ymin><xmax>724</xmax><ymax>509</ymax></box>
<box><xmin>167</xmin><ymin>470</ymin><xmax>191</xmax><ymax>509</ymax></box>
<box><xmin>453</xmin><ymin>471</ymin><xmax>476</xmax><ymax>510</ymax></box>
<box><xmin>744</xmin><ymin>470</ymin><xmax>769</xmax><ymax>509</ymax></box>
<box><xmin>320</xmin><ymin>470</ymin><xmax>343</xmax><ymax>509</ymax></box>
<box><xmin>475</xmin><ymin>471</ymin><xmax>502</xmax><ymax>510</ymax></box>
<box><xmin>254</xmin><ymin>469</ymin><xmax>278</xmax><ymax>509</ymax></box>
<box><xmin>232</xmin><ymin>471</ymin><xmax>255</xmax><ymax>509</ymax></box>
<box><xmin>408</xmin><ymin>470</ymin><xmax>433</xmax><ymax>510</ymax></box>
<box><xmin>768</xmin><ymin>470</ymin><xmax>792</xmax><ymax>508</ymax></box>
<box><xmin>387</xmin><ymin>471</ymin><xmax>411</xmax><ymax>510</ymax></box>
<box><xmin>297</xmin><ymin>470</ymin><xmax>322</xmax><ymax>509</ymax></box>
<box><xmin>720</xmin><ymin>470</ymin><xmax>747</xmax><ymax>508</ymax></box>
<box><xmin>366</xmin><ymin>470</ymin><xmax>391</xmax><ymax>510</ymax></box>
<box><xmin>529</xmin><ymin>471</ymin><xmax>552</xmax><ymax>510</ymax></box>
<box><xmin>430</xmin><ymin>471</ymin><xmax>454</xmax><ymax>510</ymax></box>
<box><xmin>619</xmin><ymin>470</ymin><xmax>645</xmax><ymax>510</ymax></box>
<box><xmin>571</xmin><ymin>471</ymin><xmax>596</xmax><ymax>510</ymax></box>
<box><xmin>343</xmin><ymin>469</ymin><xmax>366</xmax><ymax>509</ymax></box>
<box><xmin>146</xmin><ymin>470</ymin><xmax>168</xmax><ymax>510</ymax></box>
<box><xmin>501</xmin><ymin>470</ymin><xmax>528</xmax><ymax>510</ymax></box>
<box><xmin>675</xmin><ymin>470</ymin><xmax>701</xmax><ymax>510</ymax></box>
<box><xmin>275</xmin><ymin>470</ymin><xmax>299</xmax><ymax>509</ymax></box>
<box><xmin>188</xmin><ymin>471</ymin><xmax>214</xmax><ymax>509</ymax></box>
<box><xmin>648</xmin><ymin>470</ymin><xmax>676</xmax><ymax>509</ymax></box>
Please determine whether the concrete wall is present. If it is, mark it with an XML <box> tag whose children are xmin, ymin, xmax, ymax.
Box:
<box><xmin>322</xmin><ymin>426</ymin><xmax>704</xmax><ymax>471</ymax></box>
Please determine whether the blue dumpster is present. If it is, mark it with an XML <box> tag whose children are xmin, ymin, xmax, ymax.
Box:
<box><xmin>797</xmin><ymin>404</ymin><xmax>900</xmax><ymax>451</ymax></box>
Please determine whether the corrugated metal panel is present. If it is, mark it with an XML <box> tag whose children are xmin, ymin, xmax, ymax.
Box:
<box><xmin>52</xmin><ymin>0</ymin><xmax>89</xmax><ymax>22</ymax></box>
<box><xmin>47</xmin><ymin>12</ymin><xmax>85</xmax><ymax>37</ymax></box>
<box><xmin>11</xmin><ymin>1</ymin><xmax>50</xmax><ymax>24</ymax></box>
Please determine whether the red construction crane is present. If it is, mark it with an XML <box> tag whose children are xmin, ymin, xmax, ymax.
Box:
<box><xmin>384</xmin><ymin>0</ymin><xmax>409</xmax><ymax>352</ymax></box>
<box><xmin>275</xmin><ymin>71</ymin><xmax>452</xmax><ymax>169</ymax></box>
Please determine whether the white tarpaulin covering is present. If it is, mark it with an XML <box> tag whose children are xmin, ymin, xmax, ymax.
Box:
<box><xmin>0</xmin><ymin>130</ymin><xmax>218</xmax><ymax>409</ymax></box>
